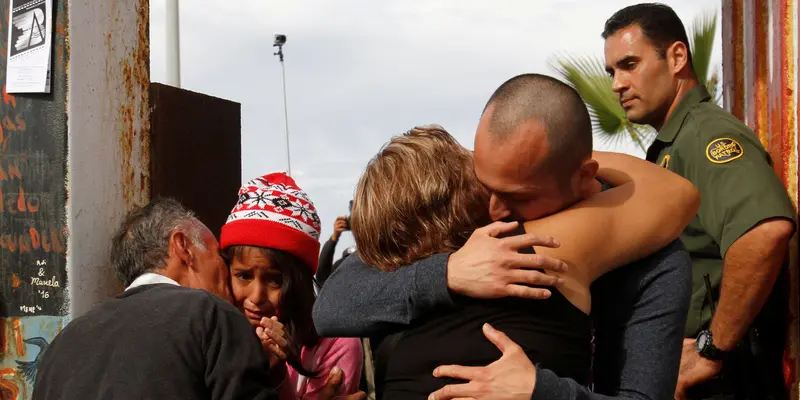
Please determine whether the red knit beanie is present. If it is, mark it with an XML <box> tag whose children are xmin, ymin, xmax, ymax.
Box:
<box><xmin>220</xmin><ymin>172</ymin><xmax>321</xmax><ymax>273</ymax></box>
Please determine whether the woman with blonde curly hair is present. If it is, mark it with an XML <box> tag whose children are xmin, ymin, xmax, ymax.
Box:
<box><xmin>350</xmin><ymin>125</ymin><xmax>698</xmax><ymax>399</ymax></box>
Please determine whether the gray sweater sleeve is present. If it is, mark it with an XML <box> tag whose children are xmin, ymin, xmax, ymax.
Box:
<box><xmin>531</xmin><ymin>240</ymin><xmax>692</xmax><ymax>400</ymax></box>
<box><xmin>312</xmin><ymin>252</ymin><xmax>455</xmax><ymax>337</ymax></box>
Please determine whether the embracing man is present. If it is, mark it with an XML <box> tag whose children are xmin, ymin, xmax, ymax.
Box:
<box><xmin>313</xmin><ymin>73</ymin><xmax>693</xmax><ymax>400</ymax></box>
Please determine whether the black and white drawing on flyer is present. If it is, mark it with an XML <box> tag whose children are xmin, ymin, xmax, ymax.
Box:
<box><xmin>6</xmin><ymin>0</ymin><xmax>52</xmax><ymax>93</ymax></box>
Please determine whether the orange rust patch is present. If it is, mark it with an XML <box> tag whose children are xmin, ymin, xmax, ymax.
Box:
<box><xmin>779</xmin><ymin>0</ymin><xmax>796</xmax><ymax>202</ymax></box>
<box><xmin>753</xmin><ymin>0</ymin><xmax>769</xmax><ymax>147</ymax></box>
<box><xmin>10</xmin><ymin>274</ymin><xmax>20</xmax><ymax>288</ymax></box>
<box><xmin>12</xmin><ymin>319</ymin><xmax>24</xmax><ymax>357</ymax></box>
<box><xmin>117</xmin><ymin>0</ymin><xmax>151</xmax><ymax>209</ymax></box>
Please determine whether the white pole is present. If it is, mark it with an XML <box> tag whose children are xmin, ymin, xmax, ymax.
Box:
<box><xmin>280</xmin><ymin>58</ymin><xmax>292</xmax><ymax>176</ymax></box>
<box><xmin>165</xmin><ymin>0</ymin><xmax>181</xmax><ymax>88</ymax></box>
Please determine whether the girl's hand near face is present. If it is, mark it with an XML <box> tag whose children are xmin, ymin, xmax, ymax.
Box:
<box><xmin>257</xmin><ymin>316</ymin><xmax>290</xmax><ymax>369</ymax></box>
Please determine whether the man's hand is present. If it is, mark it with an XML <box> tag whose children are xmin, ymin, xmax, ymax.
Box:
<box><xmin>331</xmin><ymin>216</ymin><xmax>349</xmax><ymax>241</ymax></box>
<box><xmin>447</xmin><ymin>220</ymin><xmax>567</xmax><ymax>300</ymax></box>
<box><xmin>674</xmin><ymin>339</ymin><xmax>722</xmax><ymax>400</ymax></box>
<box><xmin>319</xmin><ymin>366</ymin><xmax>367</xmax><ymax>400</ymax></box>
<box><xmin>430</xmin><ymin>323</ymin><xmax>536</xmax><ymax>400</ymax></box>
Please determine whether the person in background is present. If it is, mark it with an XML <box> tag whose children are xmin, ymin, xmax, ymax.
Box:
<box><xmin>33</xmin><ymin>198</ymin><xmax>278</xmax><ymax>400</ymax></box>
<box><xmin>316</xmin><ymin>208</ymin><xmax>353</xmax><ymax>288</ymax></box>
<box><xmin>602</xmin><ymin>4</ymin><xmax>796</xmax><ymax>399</ymax></box>
<box><xmin>220</xmin><ymin>172</ymin><xmax>364</xmax><ymax>400</ymax></box>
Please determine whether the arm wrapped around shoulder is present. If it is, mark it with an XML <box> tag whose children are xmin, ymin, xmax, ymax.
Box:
<box><xmin>593</xmin><ymin>151</ymin><xmax>700</xmax><ymax>244</ymax></box>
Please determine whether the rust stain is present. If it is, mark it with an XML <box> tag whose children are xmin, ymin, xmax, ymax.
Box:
<box><xmin>55</xmin><ymin>21</ymin><xmax>67</xmax><ymax>73</ymax></box>
<box><xmin>116</xmin><ymin>0</ymin><xmax>151</xmax><ymax>210</ymax></box>
<box><xmin>752</xmin><ymin>0</ymin><xmax>769</xmax><ymax>147</ymax></box>
<box><xmin>777</xmin><ymin>0</ymin><xmax>799</xmax><ymax>395</ymax></box>
<box><xmin>767</xmin><ymin>0</ymin><xmax>784</xmax><ymax>183</ymax></box>
<box><xmin>10</xmin><ymin>274</ymin><xmax>20</xmax><ymax>288</ymax></box>
<box><xmin>0</xmin><ymin>369</ymin><xmax>19</xmax><ymax>400</ymax></box>
<box><xmin>11</xmin><ymin>319</ymin><xmax>24</xmax><ymax>357</ymax></box>
<box><xmin>726</xmin><ymin>0</ymin><xmax>745</xmax><ymax>121</ymax></box>
<box><xmin>780</xmin><ymin>0</ymin><xmax>799</xmax><ymax>395</ymax></box>
<box><xmin>779</xmin><ymin>0</ymin><xmax>797</xmax><ymax>205</ymax></box>
<box><xmin>137</xmin><ymin>0</ymin><xmax>152</xmax><ymax>203</ymax></box>
<box><xmin>119</xmin><ymin>58</ymin><xmax>136</xmax><ymax>207</ymax></box>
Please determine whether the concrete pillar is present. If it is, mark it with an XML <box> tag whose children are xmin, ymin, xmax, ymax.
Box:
<box><xmin>67</xmin><ymin>0</ymin><xmax>150</xmax><ymax>317</ymax></box>
<box><xmin>722</xmin><ymin>0</ymin><xmax>799</xmax><ymax>397</ymax></box>
<box><xmin>0</xmin><ymin>0</ymin><xmax>150</xmax><ymax>398</ymax></box>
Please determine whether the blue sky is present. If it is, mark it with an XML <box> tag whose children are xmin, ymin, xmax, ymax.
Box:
<box><xmin>149</xmin><ymin>0</ymin><xmax>722</xmax><ymax>253</ymax></box>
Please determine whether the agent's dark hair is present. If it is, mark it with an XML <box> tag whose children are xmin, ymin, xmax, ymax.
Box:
<box><xmin>602</xmin><ymin>3</ymin><xmax>693</xmax><ymax>67</ymax></box>
<box><xmin>223</xmin><ymin>245</ymin><xmax>320</xmax><ymax>377</ymax></box>
<box><xmin>111</xmin><ymin>198</ymin><xmax>204</xmax><ymax>286</ymax></box>
<box><xmin>483</xmin><ymin>73</ymin><xmax>592</xmax><ymax>185</ymax></box>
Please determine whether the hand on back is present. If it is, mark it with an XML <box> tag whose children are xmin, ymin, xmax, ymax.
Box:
<box><xmin>447</xmin><ymin>221</ymin><xmax>568</xmax><ymax>300</ymax></box>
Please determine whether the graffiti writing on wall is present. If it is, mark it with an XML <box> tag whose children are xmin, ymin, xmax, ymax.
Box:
<box><xmin>1</xmin><ymin>0</ymin><xmax>69</xmax><ymax>399</ymax></box>
<box><xmin>0</xmin><ymin>0</ymin><xmax>68</xmax><ymax>318</ymax></box>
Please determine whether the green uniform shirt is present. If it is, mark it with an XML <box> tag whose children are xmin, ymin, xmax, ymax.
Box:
<box><xmin>645</xmin><ymin>85</ymin><xmax>796</xmax><ymax>338</ymax></box>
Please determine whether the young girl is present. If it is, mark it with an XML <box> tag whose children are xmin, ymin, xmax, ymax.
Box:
<box><xmin>220</xmin><ymin>172</ymin><xmax>363</xmax><ymax>399</ymax></box>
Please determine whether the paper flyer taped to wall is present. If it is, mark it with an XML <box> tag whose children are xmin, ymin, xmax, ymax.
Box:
<box><xmin>5</xmin><ymin>0</ymin><xmax>52</xmax><ymax>93</ymax></box>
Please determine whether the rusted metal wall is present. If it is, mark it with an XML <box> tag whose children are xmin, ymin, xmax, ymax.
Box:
<box><xmin>722</xmin><ymin>0</ymin><xmax>799</xmax><ymax>397</ymax></box>
<box><xmin>0</xmin><ymin>0</ymin><xmax>70</xmax><ymax>398</ymax></box>
<box><xmin>149</xmin><ymin>83</ymin><xmax>241</xmax><ymax>237</ymax></box>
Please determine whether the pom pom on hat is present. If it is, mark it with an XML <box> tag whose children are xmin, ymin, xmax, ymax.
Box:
<box><xmin>220</xmin><ymin>172</ymin><xmax>321</xmax><ymax>273</ymax></box>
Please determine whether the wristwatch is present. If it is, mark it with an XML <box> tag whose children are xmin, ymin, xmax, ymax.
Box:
<box><xmin>695</xmin><ymin>330</ymin><xmax>730</xmax><ymax>361</ymax></box>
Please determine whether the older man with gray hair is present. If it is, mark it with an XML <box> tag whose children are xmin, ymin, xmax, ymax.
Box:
<box><xmin>32</xmin><ymin>198</ymin><xmax>276</xmax><ymax>400</ymax></box>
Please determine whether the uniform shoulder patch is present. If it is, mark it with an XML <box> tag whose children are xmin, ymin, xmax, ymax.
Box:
<box><xmin>705</xmin><ymin>138</ymin><xmax>744</xmax><ymax>164</ymax></box>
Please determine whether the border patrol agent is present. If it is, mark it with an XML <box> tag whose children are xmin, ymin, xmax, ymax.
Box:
<box><xmin>647</xmin><ymin>85</ymin><xmax>794</xmax><ymax>339</ymax></box>
<box><xmin>602</xmin><ymin>4</ymin><xmax>797</xmax><ymax>399</ymax></box>
<box><xmin>646</xmin><ymin>84</ymin><xmax>796</xmax><ymax>398</ymax></box>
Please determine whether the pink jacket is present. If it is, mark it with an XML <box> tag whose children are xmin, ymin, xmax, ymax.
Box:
<box><xmin>279</xmin><ymin>337</ymin><xmax>363</xmax><ymax>399</ymax></box>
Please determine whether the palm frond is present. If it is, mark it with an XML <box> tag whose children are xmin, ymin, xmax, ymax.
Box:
<box><xmin>690</xmin><ymin>11</ymin><xmax>718</xmax><ymax>96</ymax></box>
<box><xmin>552</xmin><ymin>55</ymin><xmax>654</xmax><ymax>152</ymax></box>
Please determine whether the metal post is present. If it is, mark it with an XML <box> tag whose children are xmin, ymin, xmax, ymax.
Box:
<box><xmin>274</xmin><ymin>36</ymin><xmax>291</xmax><ymax>176</ymax></box>
<box><xmin>165</xmin><ymin>0</ymin><xmax>181</xmax><ymax>88</ymax></box>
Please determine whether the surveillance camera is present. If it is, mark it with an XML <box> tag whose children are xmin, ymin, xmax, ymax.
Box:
<box><xmin>274</xmin><ymin>34</ymin><xmax>287</xmax><ymax>46</ymax></box>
